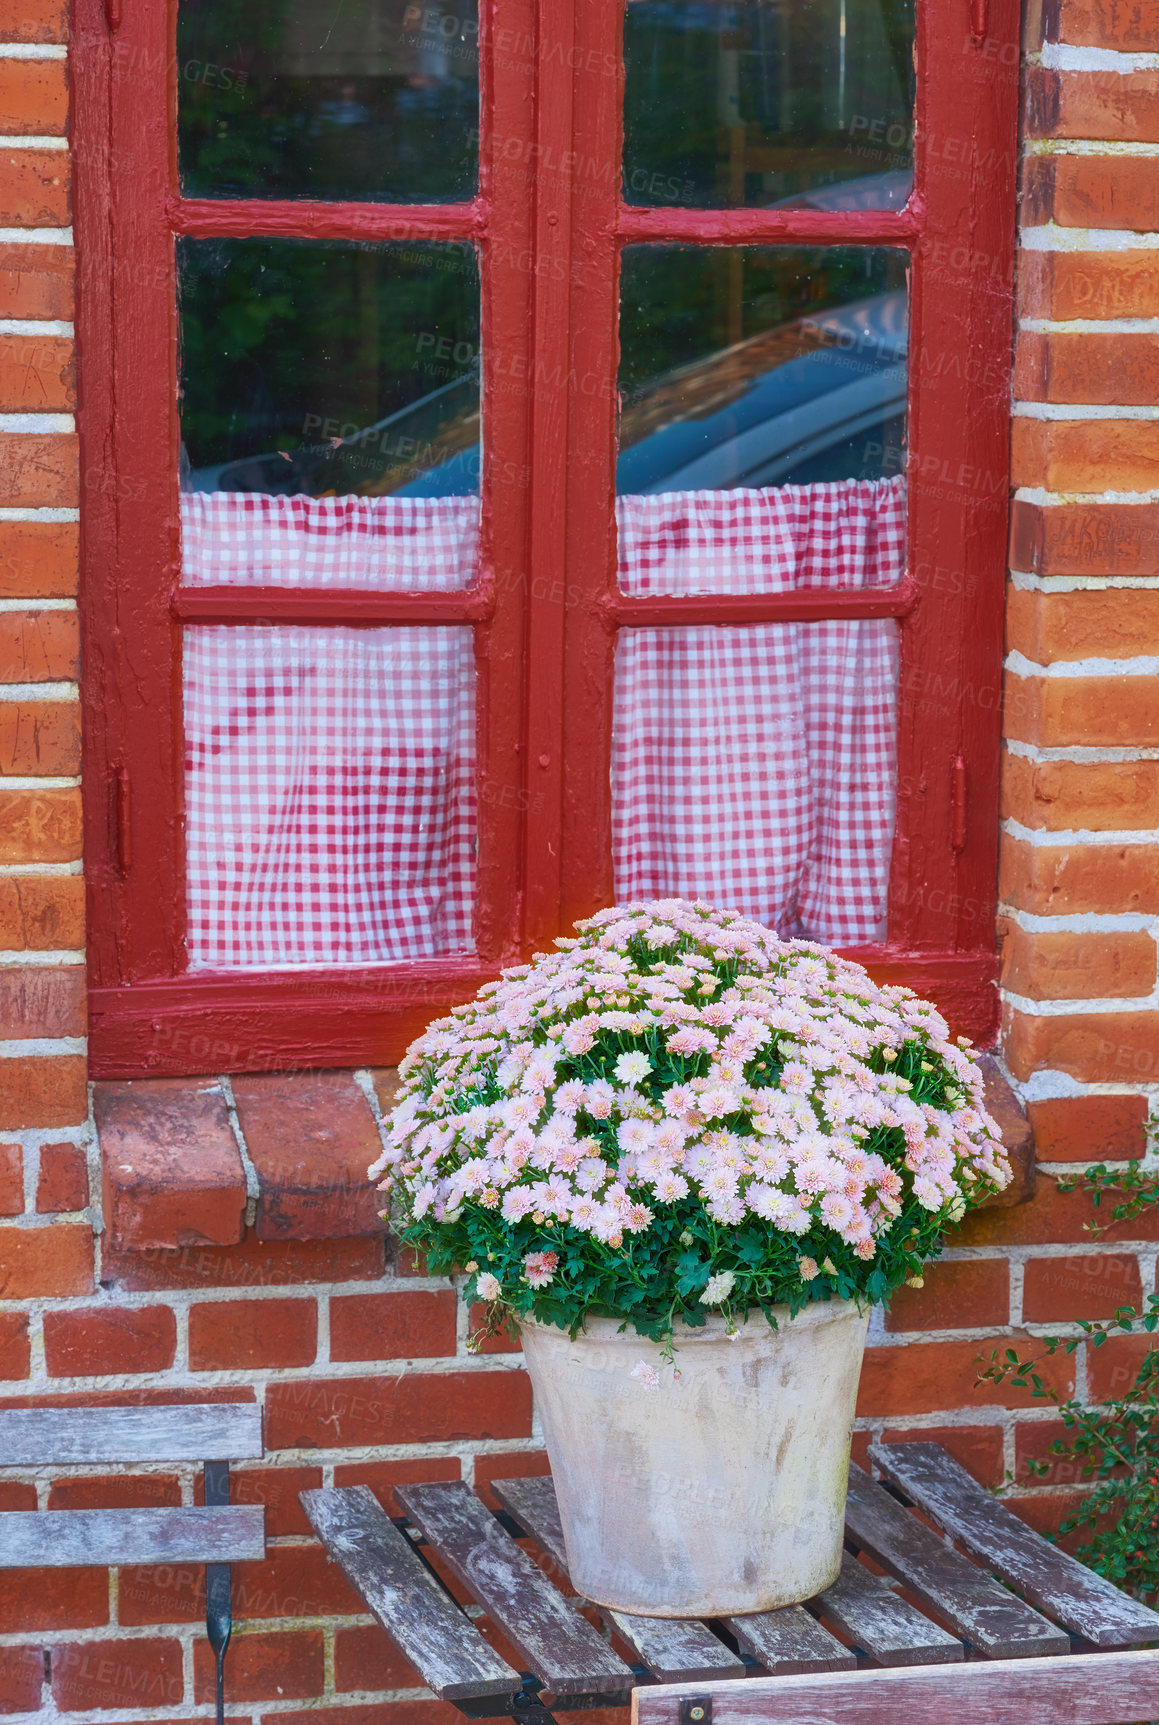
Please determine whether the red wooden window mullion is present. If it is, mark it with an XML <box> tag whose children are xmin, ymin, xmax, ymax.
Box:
<box><xmin>171</xmin><ymin>589</ymin><xmax>496</xmax><ymax>625</ymax></box>
<box><xmin>171</xmin><ymin>201</ymin><xmax>484</xmax><ymax>242</ymax></box>
<box><xmin>78</xmin><ymin>0</ymin><xmax>186</xmax><ymax>991</ymax></box>
<box><xmin>617</xmin><ymin>207</ymin><xmax>921</xmax><ymax>247</ymax></box>
<box><xmin>518</xmin><ymin>0</ymin><xmax>582</xmax><ymax>952</ymax></box>
<box><xmin>474</xmin><ymin>0</ymin><xmax>536</xmax><ymax>966</ymax></box>
<box><xmin>606</xmin><ymin>582</ymin><xmax>919</xmax><ymax>629</ymax></box>
<box><xmin>559</xmin><ymin>0</ymin><xmax>623</xmax><ymax>931</ymax></box>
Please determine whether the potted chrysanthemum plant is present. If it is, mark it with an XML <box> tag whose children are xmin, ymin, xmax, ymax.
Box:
<box><xmin>369</xmin><ymin>900</ymin><xmax>1011</xmax><ymax>1617</ymax></box>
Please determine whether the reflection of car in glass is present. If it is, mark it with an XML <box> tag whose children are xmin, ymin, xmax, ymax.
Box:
<box><xmin>185</xmin><ymin>291</ymin><xmax>905</xmax><ymax>498</ymax></box>
<box><xmin>185</xmin><ymin>173</ymin><xmax>909</xmax><ymax>501</ymax></box>
<box><xmin>183</xmin><ymin>367</ymin><xmax>481</xmax><ymax>498</ymax></box>
<box><xmin>772</xmin><ymin>168</ymin><xmax>912</xmax><ymax>212</ymax></box>
<box><xmin>617</xmin><ymin>290</ymin><xmax>905</xmax><ymax>493</ymax></box>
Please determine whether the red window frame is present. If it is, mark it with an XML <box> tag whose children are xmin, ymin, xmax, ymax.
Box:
<box><xmin>75</xmin><ymin>0</ymin><xmax>1021</xmax><ymax>1077</ymax></box>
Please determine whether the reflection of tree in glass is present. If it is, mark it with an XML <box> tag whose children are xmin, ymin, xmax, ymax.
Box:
<box><xmin>178</xmin><ymin>238</ymin><xmax>480</xmax><ymax>493</ymax></box>
<box><xmin>623</xmin><ymin>0</ymin><xmax>915</xmax><ymax>209</ymax></box>
<box><xmin>619</xmin><ymin>245</ymin><xmax>905</xmax><ymax>394</ymax></box>
<box><xmin>177</xmin><ymin>0</ymin><xmax>478</xmax><ymax>202</ymax></box>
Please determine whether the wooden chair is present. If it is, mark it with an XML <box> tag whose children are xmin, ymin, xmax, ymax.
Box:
<box><xmin>0</xmin><ymin>1403</ymin><xmax>266</xmax><ymax>1725</ymax></box>
<box><xmin>301</xmin><ymin>1441</ymin><xmax>1159</xmax><ymax>1725</ymax></box>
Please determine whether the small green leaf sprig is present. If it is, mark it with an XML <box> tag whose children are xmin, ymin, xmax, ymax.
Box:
<box><xmin>980</xmin><ymin>1147</ymin><xmax>1159</xmax><ymax>1607</ymax></box>
<box><xmin>1058</xmin><ymin>1155</ymin><xmax>1159</xmax><ymax>1239</ymax></box>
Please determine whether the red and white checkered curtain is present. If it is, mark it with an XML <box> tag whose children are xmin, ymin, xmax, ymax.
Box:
<box><xmin>181</xmin><ymin>492</ymin><xmax>480</xmax><ymax>590</ymax></box>
<box><xmin>181</xmin><ymin>493</ymin><xmax>480</xmax><ymax>969</ymax></box>
<box><xmin>612</xmin><ymin>478</ymin><xmax>905</xmax><ymax>946</ymax></box>
<box><xmin>181</xmin><ymin>477</ymin><xmax>902</xmax><ymax>967</ymax></box>
<box><xmin>183</xmin><ymin>625</ymin><xmax>477</xmax><ymax>968</ymax></box>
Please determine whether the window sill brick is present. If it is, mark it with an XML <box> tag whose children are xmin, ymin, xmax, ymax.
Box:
<box><xmin>96</xmin><ymin>1070</ymin><xmax>388</xmax><ymax>1251</ymax></box>
<box><xmin>94</xmin><ymin>1059</ymin><xmax>1033</xmax><ymax>1253</ymax></box>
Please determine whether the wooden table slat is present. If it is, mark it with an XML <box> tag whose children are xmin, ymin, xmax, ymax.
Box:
<box><xmin>723</xmin><ymin>1605</ymin><xmax>857</xmax><ymax>1675</ymax></box>
<box><xmin>869</xmin><ymin>1442</ymin><xmax>1159</xmax><ymax>1650</ymax></box>
<box><xmin>0</xmin><ymin>1506</ymin><xmax>265</xmax><ymax>1568</ymax></box>
<box><xmin>488</xmin><ymin>1475</ymin><xmax>569</xmax><ymax>1571</ymax></box>
<box><xmin>630</xmin><ymin>1648</ymin><xmax>1159</xmax><ymax>1725</ymax></box>
<box><xmin>301</xmin><ymin>1486</ymin><xmax>521</xmax><ymax>1702</ymax></box>
<box><xmin>492</xmin><ymin>1476</ymin><xmax>747</xmax><ymax>1684</ymax></box>
<box><xmin>396</xmin><ymin>1480</ymin><xmax>635</xmax><ymax>1696</ymax></box>
<box><xmin>815</xmin><ymin>1552</ymin><xmax>963</xmax><ymax>1666</ymax></box>
<box><xmin>844</xmin><ymin>1464</ymin><xmax>1070</xmax><ymax>1659</ymax></box>
<box><xmin>0</xmin><ymin>1404</ymin><xmax>263</xmax><ymax>1464</ymax></box>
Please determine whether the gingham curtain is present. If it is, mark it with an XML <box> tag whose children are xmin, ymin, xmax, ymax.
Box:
<box><xmin>181</xmin><ymin>477</ymin><xmax>903</xmax><ymax>967</ymax></box>
<box><xmin>612</xmin><ymin>478</ymin><xmax>904</xmax><ymax>946</ymax></box>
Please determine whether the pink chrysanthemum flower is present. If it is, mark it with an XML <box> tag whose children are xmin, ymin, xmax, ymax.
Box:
<box><xmin>381</xmin><ymin>898</ymin><xmax>1013</xmax><ymax>1341</ymax></box>
<box><xmin>522</xmin><ymin>1251</ymin><xmax>559</xmax><ymax>1288</ymax></box>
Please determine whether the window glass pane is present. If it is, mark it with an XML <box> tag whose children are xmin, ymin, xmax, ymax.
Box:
<box><xmin>612</xmin><ymin>620</ymin><xmax>897</xmax><ymax>943</ymax></box>
<box><xmin>615</xmin><ymin>245</ymin><xmax>903</xmax><ymax>937</ymax></box>
<box><xmin>619</xmin><ymin>244</ymin><xmax>907</xmax><ymax>501</ymax></box>
<box><xmin>184</xmin><ymin>626</ymin><xmax>476</xmax><ymax>966</ymax></box>
<box><xmin>177</xmin><ymin>0</ymin><xmax>478</xmax><ymax>202</ymax></box>
<box><xmin>179</xmin><ymin>239</ymin><xmax>480</xmax><ymax>502</ymax></box>
<box><xmin>623</xmin><ymin>0</ymin><xmax>914</xmax><ymax>209</ymax></box>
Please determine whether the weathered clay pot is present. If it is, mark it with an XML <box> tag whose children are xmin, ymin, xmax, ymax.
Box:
<box><xmin>517</xmin><ymin>1300</ymin><xmax>869</xmax><ymax>1617</ymax></box>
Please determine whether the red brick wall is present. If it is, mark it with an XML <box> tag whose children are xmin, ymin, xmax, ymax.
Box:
<box><xmin>995</xmin><ymin>0</ymin><xmax>1159</xmax><ymax>1538</ymax></box>
<box><xmin>0</xmin><ymin>0</ymin><xmax>86</xmax><ymax>1199</ymax></box>
<box><xmin>0</xmin><ymin>0</ymin><xmax>1158</xmax><ymax>1716</ymax></box>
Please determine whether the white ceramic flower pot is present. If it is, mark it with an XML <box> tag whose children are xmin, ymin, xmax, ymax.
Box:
<box><xmin>517</xmin><ymin>1299</ymin><xmax>869</xmax><ymax>1617</ymax></box>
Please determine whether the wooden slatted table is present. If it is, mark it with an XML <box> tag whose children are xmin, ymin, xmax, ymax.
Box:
<box><xmin>301</xmin><ymin>1442</ymin><xmax>1159</xmax><ymax>1725</ymax></box>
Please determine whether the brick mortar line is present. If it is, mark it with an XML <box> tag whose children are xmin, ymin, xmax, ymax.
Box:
<box><xmin>0</xmin><ymin>596</ymin><xmax>77</xmax><ymax>609</ymax></box>
<box><xmin>19</xmin><ymin>1133</ymin><xmax>37</xmax><ymax>1211</ymax></box>
<box><xmin>170</xmin><ymin>1296</ymin><xmax>189</xmax><ymax>1376</ymax></box>
<box><xmin>218</xmin><ymin>1074</ymin><xmax>260</xmax><ymax>1224</ymax></box>
<box><xmin>1004</xmin><ymin>665</ymin><xmax>1159</xmax><ymax>693</ymax></box>
<box><xmin>0</xmin><ymin>680</ymin><xmax>78</xmax><ymax>699</ymax></box>
<box><xmin>1009</xmin><ymin>1255</ymin><xmax>1025</xmax><ymax>1326</ymax></box>
<box><xmin>0</xmin><ymin>1434</ymin><xmax>549</xmax><ymax>1485</ymax></box>
<box><xmin>1021</xmin><ymin>226</ymin><xmax>1159</xmax><ymax>250</ymax></box>
<box><xmin>1028</xmin><ymin>137</ymin><xmax>1159</xmax><ymax>155</ymax></box>
<box><xmin>0</xmin><ymin>414</ymin><xmax>74</xmax><ymax>432</ymax></box>
<box><xmin>1010</xmin><ymin>572</ymin><xmax>1159</xmax><ymax>594</ymax></box>
<box><xmin>0</xmin><ymin>1265</ymin><xmax>457</xmax><ymax>1304</ymax></box>
<box><xmin>1013</xmin><ymin>402</ymin><xmax>1159</xmax><ymax>418</ymax></box>
<box><xmin>0</xmin><ymin>860</ymin><xmax>81</xmax><ymax>875</ymax></box>
<box><xmin>1000</xmin><ymin>906</ymin><xmax>1159</xmax><ymax>934</ymax></box>
<box><xmin>1003</xmin><ymin>739</ymin><xmax>1159</xmax><ymax>761</ymax></box>
<box><xmin>0</xmin><ymin>1352</ymin><xmax>532</xmax><ymax>1392</ymax></box>
<box><xmin>1006</xmin><ymin>648</ymin><xmax>1159</xmax><ymax>674</ymax></box>
<box><xmin>1015</xmin><ymin>484</ymin><xmax>1159</xmax><ymax>503</ymax></box>
<box><xmin>0</xmin><ymin>506</ymin><xmax>78</xmax><ymax>519</ymax></box>
<box><xmin>0</xmin><ymin>1036</ymin><xmax>85</xmax><ymax>1056</ymax></box>
<box><xmin>1002</xmin><ymin>815</ymin><xmax>1159</xmax><ymax>846</ymax></box>
<box><xmin>1039</xmin><ymin>43</ymin><xmax>1159</xmax><ymax>72</ymax></box>
<box><xmin>1001</xmin><ymin>986</ymin><xmax>1159</xmax><ymax>1016</ymax></box>
<box><xmin>1018</xmin><ymin>318</ymin><xmax>1159</xmax><ymax>335</ymax></box>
